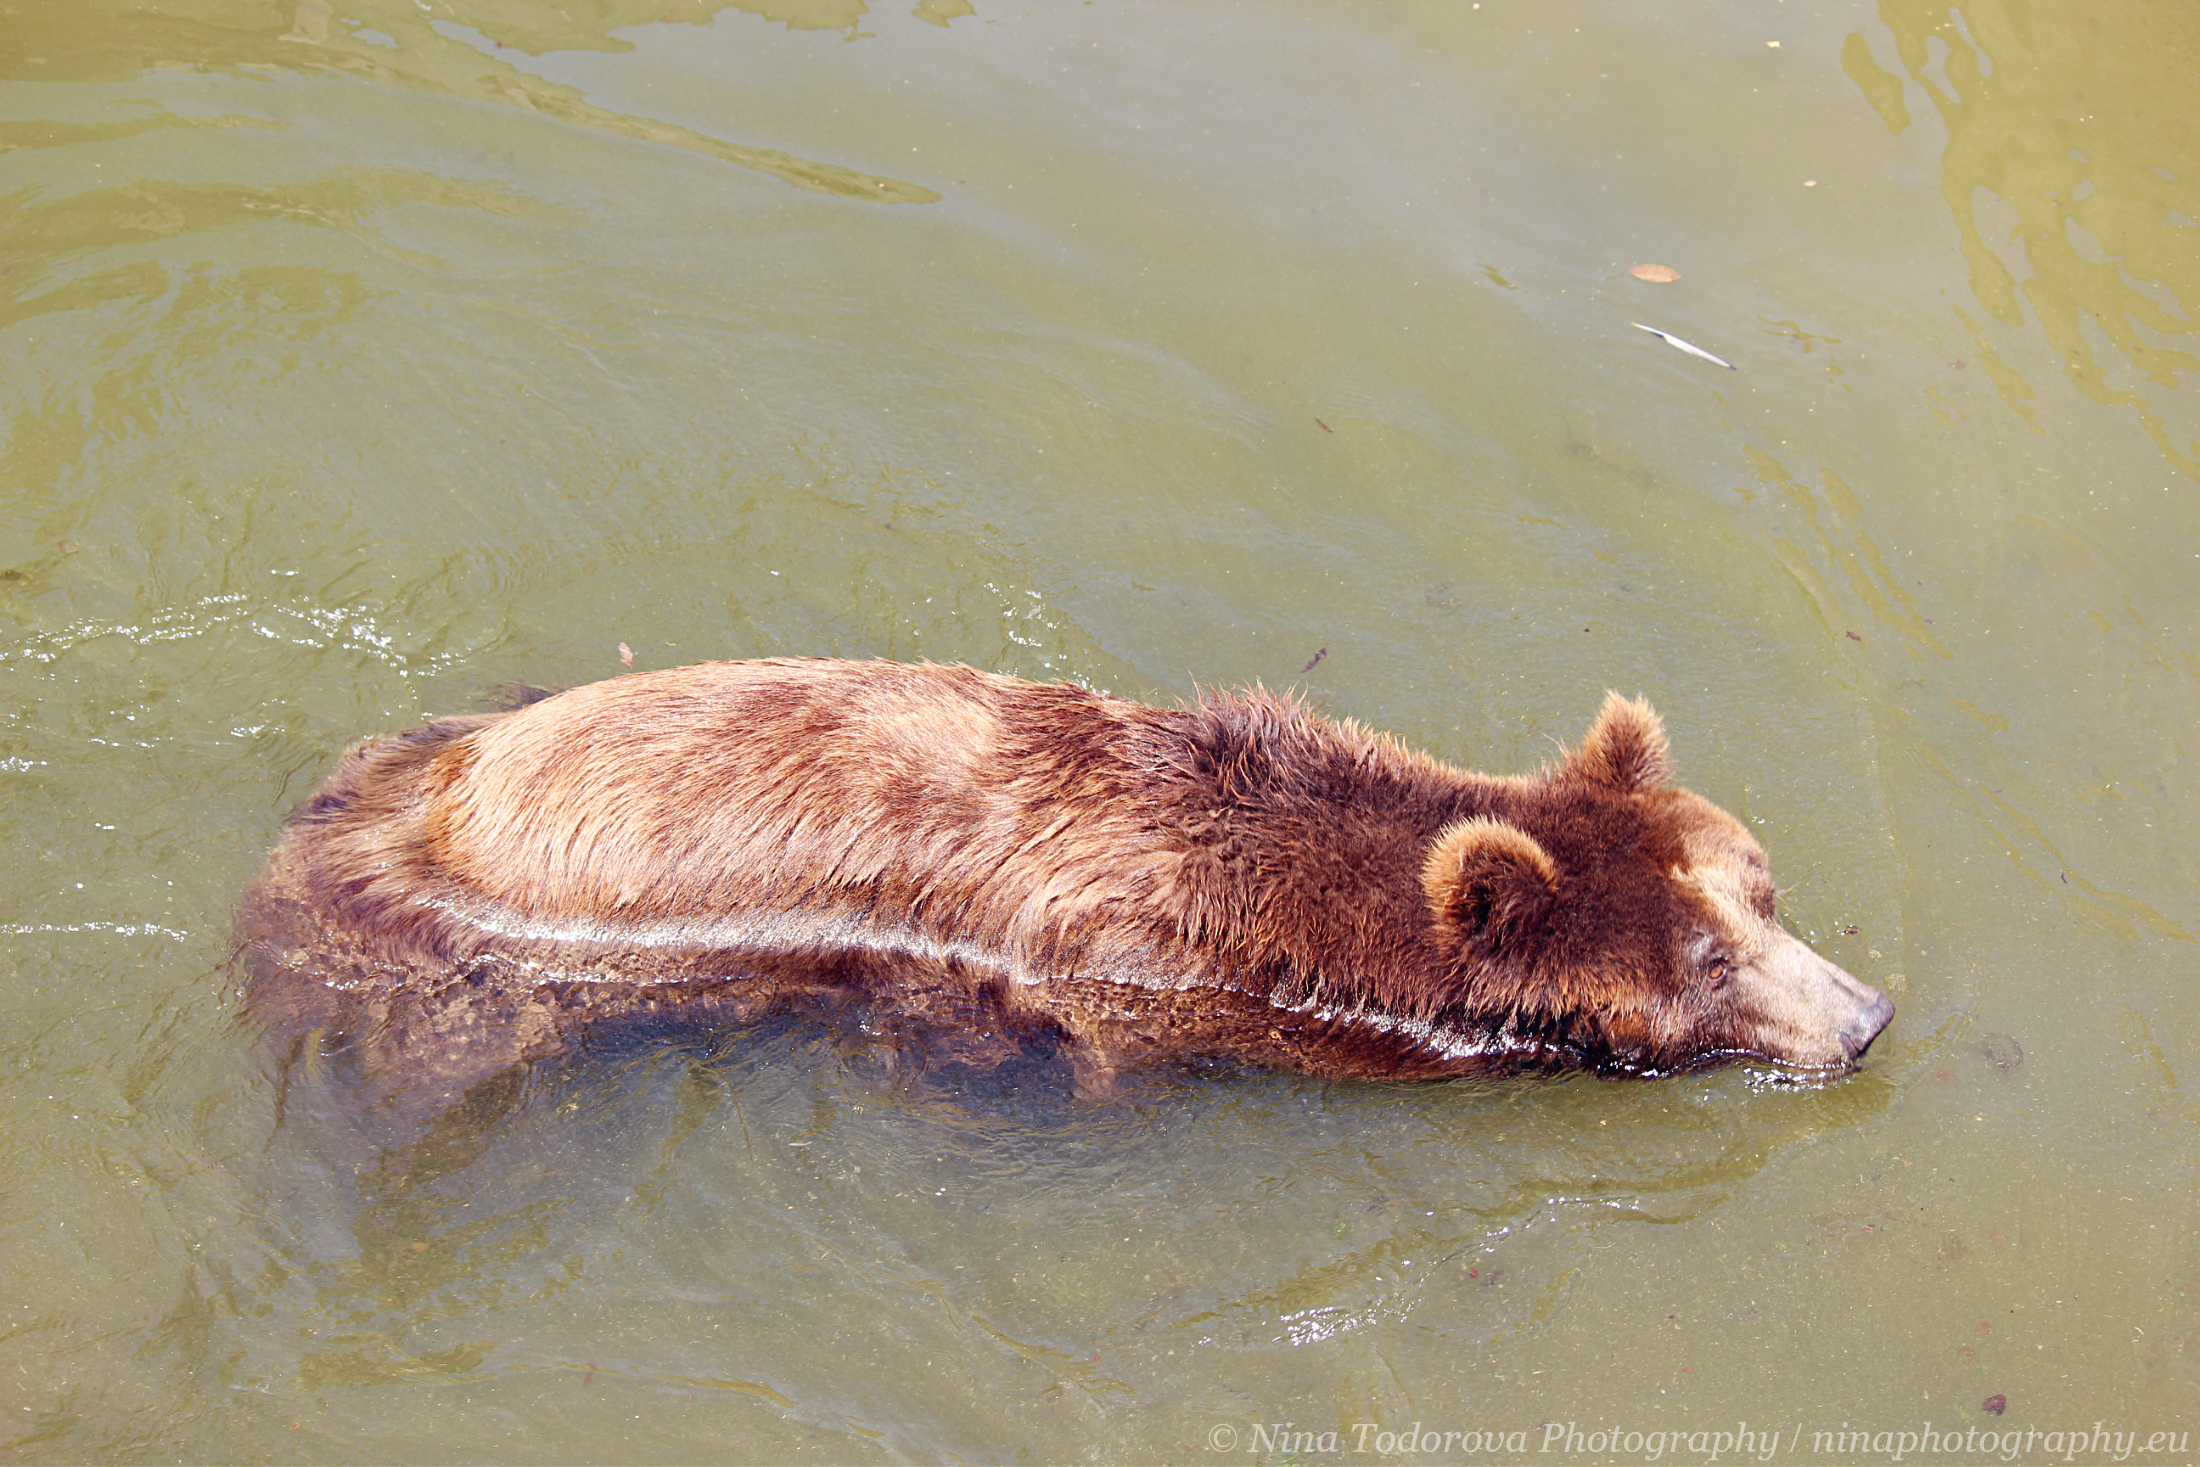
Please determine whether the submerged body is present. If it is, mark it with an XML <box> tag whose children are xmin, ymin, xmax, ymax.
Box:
<box><xmin>242</xmin><ymin>659</ymin><xmax>1891</xmax><ymax>1116</ymax></box>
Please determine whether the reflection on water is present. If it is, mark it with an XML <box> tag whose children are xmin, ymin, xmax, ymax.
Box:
<box><xmin>235</xmin><ymin>1038</ymin><xmax>1891</xmax><ymax>1453</ymax></box>
<box><xmin>1849</xmin><ymin>0</ymin><xmax>2199</xmax><ymax>475</ymax></box>
<box><xmin>4</xmin><ymin>0</ymin><xmax>940</xmax><ymax>202</ymax></box>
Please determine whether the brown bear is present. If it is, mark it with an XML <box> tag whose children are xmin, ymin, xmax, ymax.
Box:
<box><xmin>240</xmin><ymin>658</ymin><xmax>1891</xmax><ymax>1119</ymax></box>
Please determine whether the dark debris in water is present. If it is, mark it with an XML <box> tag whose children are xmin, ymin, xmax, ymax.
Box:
<box><xmin>1975</xmin><ymin>1034</ymin><xmax>2023</xmax><ymax>1072</ymax></box>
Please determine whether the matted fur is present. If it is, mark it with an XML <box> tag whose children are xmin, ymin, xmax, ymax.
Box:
<box><xmin>240</xmin><ymin>659</ymin><xmax>1891</xmax><ymax>1117</ymax></box>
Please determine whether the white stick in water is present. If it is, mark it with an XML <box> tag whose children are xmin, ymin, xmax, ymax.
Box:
<box><xmin>1632</xmin><ymin>322</ymin><xmax>1736</xmax><ymax>370</ymax></box>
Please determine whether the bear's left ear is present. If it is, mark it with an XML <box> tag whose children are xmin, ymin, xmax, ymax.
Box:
<box><xmin>1562</xmin><ymin>692</ymin><xmax>1671</xmax><ymax>793</ymax></box>
<box><xmin>1423</xmin><ymin>816</ymin><xmax>1559</xmax><ymax>958</ymax></box>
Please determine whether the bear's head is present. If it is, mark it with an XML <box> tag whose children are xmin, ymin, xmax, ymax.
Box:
<box><xmin>1422</xmin><ymin>694</ymin><xmax>1893</xmax><ymax>1076</ymax></box>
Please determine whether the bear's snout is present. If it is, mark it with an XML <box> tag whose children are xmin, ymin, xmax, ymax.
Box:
<box><xmin>1808</xmin><ymin>954</ymin><xmax>1894</xmax><ymax>1064</ymax></box>
<box><xmin>1839</xmin><ymin>989</ymin><xmax>1896</xmax><ymax>1062</ymax></box>
<box><xmin>1731</xmin><ymin>934</ymin><xmax>1896</xmax><ymax>1073</ymax></box>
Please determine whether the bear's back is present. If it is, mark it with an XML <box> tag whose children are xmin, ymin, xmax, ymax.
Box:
<box><xmin>406</xmin><ymin>659</ymin><xmax>1183</xmax><ymax>940</ymax></box>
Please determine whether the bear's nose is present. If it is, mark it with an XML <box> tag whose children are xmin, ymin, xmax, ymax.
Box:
<box><xmin>1839</xmin><ymin>992</ymin><xmax>1895</xmax><ymax>1061</ymax></box>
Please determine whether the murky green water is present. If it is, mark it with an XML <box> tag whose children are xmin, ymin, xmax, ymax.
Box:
<box><xmin>4</xmin><ymin>0</ymin><xmax>2196</xmax><ymax>1461</ymax></box>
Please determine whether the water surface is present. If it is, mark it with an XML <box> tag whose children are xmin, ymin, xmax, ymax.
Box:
<box><xmin>3</xmin><ymin>0</ymin><xmax>2196</xmax><ymax>1461</ymax></box>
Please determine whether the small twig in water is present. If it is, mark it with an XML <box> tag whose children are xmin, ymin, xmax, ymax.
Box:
<box><xmin>1632</xmin><ymin>322</ymin><xmax>1736</xmax><ymax>370</ymax></box>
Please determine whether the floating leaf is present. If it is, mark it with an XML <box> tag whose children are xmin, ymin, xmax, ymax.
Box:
<box><xmin>1982</xmin><ymin>1394</ymin><xmax>2007</xmax><ymax>1416</ymax></box>
<box><xmin>1629</xmin><ymin>263</ymin><xmax>1680</xmax><ymax>282</ymax></box>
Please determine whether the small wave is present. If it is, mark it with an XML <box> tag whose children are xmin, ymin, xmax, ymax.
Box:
<box><xmin>1</xmin><ymin>920</ymin><xmax>195</xmax><ymax>942</ymax></box>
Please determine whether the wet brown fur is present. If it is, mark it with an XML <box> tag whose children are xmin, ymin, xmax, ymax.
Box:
<box><xmin>241</xmin><ymin>659</ymin><xmax>1890</xmax><ymax>1121</ymax></box>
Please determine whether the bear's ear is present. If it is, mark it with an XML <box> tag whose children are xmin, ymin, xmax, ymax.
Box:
<box><xmin>1562</xmin><ymin>692</ymin><xmax>1671</xmax><ymax>793</ymax></box>
<box><xmin>1423</xmin><ymin>816</ymin><xmax>1559</xmax><ymax>957</ymax></box>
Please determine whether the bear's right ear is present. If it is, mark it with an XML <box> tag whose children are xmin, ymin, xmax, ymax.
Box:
<box><xmin>1422</xmin><ymin>816</ymin><xmax>1559</xmax><ymax>958</ymax></box>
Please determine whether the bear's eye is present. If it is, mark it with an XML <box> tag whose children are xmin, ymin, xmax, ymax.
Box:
<box><xmin>1704</xmin><ymin>957</ymin><xmax>1730</xmax><ymax>989</ymax></box>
